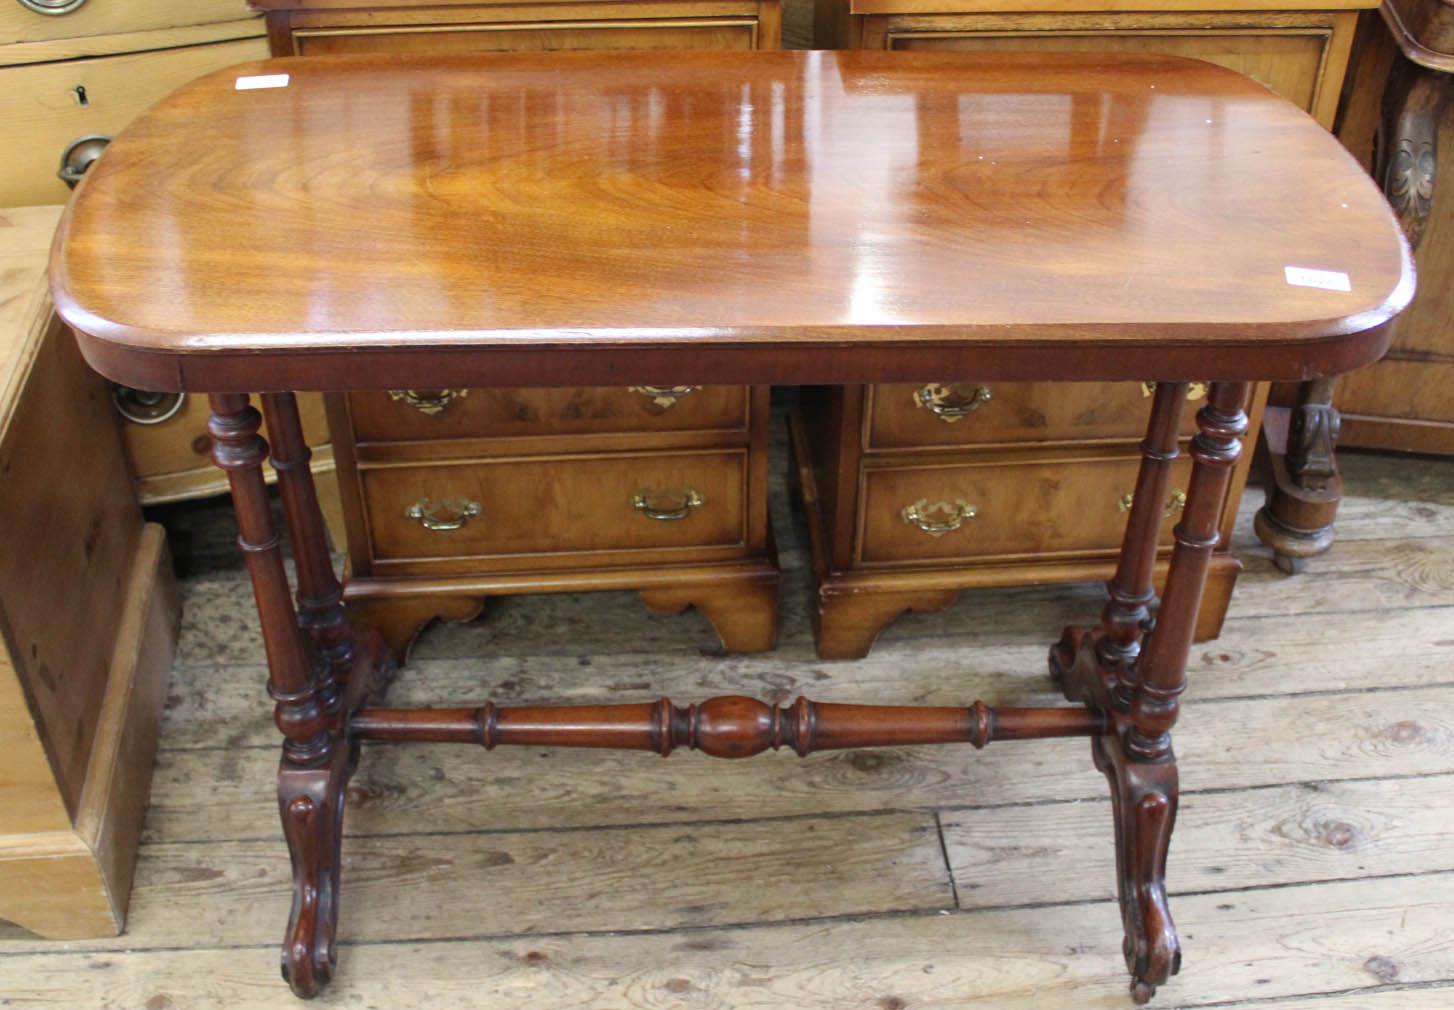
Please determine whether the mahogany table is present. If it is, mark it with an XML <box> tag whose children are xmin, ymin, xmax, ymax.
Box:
<box><xmin>50</xmin><ymin>49</ymin><xmax>1412</xmax><ymax>1004</ymax></box>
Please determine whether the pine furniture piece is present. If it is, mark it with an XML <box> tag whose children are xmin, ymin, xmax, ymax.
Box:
<box><xmin>249</xmin><ymin>0</ymin><xmax>783</xmax><ymax>658</ymax></box>
<box><xmin>2</xmin><ymin>1</ymin><xmax>341</xmax><ymax>531</ymax></box>
<box><xmin>0</xmin><ymin>205</ymin><xmax>180</xmax><ymax>937</ymax></box>
<box><xmin>51</xmin><ymin>49</ymin><xmax>1411</xmax><ymax>1003</ymax></box>
<box><xmin>811</xmin><ymin>0</ymin><xmax>1374</xmax><ymax>639</ymax></box>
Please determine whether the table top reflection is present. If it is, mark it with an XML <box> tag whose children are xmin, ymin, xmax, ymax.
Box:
<box><xmin>51</xmin><ymin>49</ymin><xmax>1411</xmax><ymax>391</ymax></box>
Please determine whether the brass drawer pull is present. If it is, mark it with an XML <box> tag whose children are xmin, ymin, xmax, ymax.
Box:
<box><xmin>388</xmin><ymin>389</ymin><xmax>468</xmax><ymax>415</ymax></box>
<box><xmin>405</xmin><ymin>497</ymin><xmax>481</xmax><ymax>532</ymax></box>
<box><xmin>901</xmin><ymin>498</ymin><xmax>977</xmax><ymax>537</ymax></box>
<box><xmin>1140</xmin><ymin>382</ymin><xmax>1207</xmax><ymax>401</ymax></box>
<box><xmin>1118</xmin><ymin>489</ymin><xmax>1187</xmax><ymax>517</ymax></box>
<box><xmin>913</xmin><ymin>382</ymin><xmax>991</xmax><ymax>422</ymax></box>
<box><xmin>629</xmin><ymin>385</ymin><xmax>699</xmax><ymax>409</ymax></box>
<box><xmin>18</xmin><ymin>0</ymin><xmax>88</xmax><ymax>14</ymax></box>
<box><xmin>632</xmin><ymin>487</ymin><xmax>705</xmax><ymax>521</ymax></box>
<box><xmin>111</xmin><ymin>385</ymin><xmax>185</xmax><ymax>425</ymax></box>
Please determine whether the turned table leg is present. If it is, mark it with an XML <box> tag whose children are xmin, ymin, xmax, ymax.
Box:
<box><xmin>1121</xmin><ymin>382</ymin><xmax>1248</xmax><ymax>1002</ymax></box>
<box><xmin>210</xmin><ymin>393</ymin><xmax>365</xmax><ymax>999</ymax></box>
<box><xmin>1052</xmin><ymin>380</ymin><xmax>1249</xmax><ymax>1002</ymax></box>
<box><xmin>1052</xmin><ymin>381</ymin><xmax>1186</xmax><ymax>710</ymax></box>
<box><xmin>260</xmin><ymin>393</ymin><xmax>395</xmax><ymax>699</ymax></box>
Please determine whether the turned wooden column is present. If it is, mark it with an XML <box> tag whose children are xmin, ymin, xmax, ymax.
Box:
<box><xmin>209</xmin><ymin>393</ymin><xmax>349</xmax><ymax>998</ymax></box>
<box><xmin>260</xmin><ymin>393</ymin><xmax>361</xmax><ymax>691</ymax></box>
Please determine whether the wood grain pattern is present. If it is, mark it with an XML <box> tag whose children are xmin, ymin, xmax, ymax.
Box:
<box><xmin>52</xmin><ymin>50</ymin><xmax>1410</xmax><ymax>391</ymax></box>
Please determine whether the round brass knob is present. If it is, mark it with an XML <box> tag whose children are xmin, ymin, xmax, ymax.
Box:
<box><xmin>17</xmin><ymin>0</ymin><xmax>89</xmax><ymax>14</ymax></box>
<box><xmin>58</xmin><ymin>134</ymin><xmax>111</xmax><ymax>188</ymax></box>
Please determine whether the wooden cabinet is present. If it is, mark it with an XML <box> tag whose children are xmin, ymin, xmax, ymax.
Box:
<box><xmin>793</xmin><ymin>382</ymin><xmax>1266</xmax><ymax>658</ymax></box>
<box><xmin>796</xmin><ymin>0</ymin><xmax>1363</xmax><ymax>657</ymax></box>
<box><xmin>1332</xmin><ymin>4</ymin><xmax>1454</xmax><ymax>454</ymax></box>
<box><xmin>0</xmin><ymin>206</ymin><xmax>179</xmax><ymax>938</ymax></box>
<box><xmin>1</xmin><ymin>2</ymin><xmax>340</xmax><ymax>521</ymax></box>
<box><xmin>253</xmin><ymin>0</ymin><xmax>783</xmax><ymax>658</ymax></box>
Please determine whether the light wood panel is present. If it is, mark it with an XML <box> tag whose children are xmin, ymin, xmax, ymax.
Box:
<box><xmin>0</xmin><ymin>36</ymin><xmax>267</xmax><ymax>207</ymax></box>
<box><xmin>0</xmin><ymin>0</ymin><xmax>254</xmax><ymax>47</ymax></box>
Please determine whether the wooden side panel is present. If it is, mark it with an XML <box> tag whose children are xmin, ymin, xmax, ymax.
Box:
<box><xmin>0</xmin><ymin>314</ymin><xmax>140</xmax><ymax>820</ymax></box>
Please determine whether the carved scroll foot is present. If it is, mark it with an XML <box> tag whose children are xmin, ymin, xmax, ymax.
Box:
<box><xmin>637</xmin><ymin>575</ymin><xmax>779</xmax><ymax>654</ymax></box>
<box><xmin>813</xmin><ymin>587</ymin><xmax>960</xmax><ymax>660</ymax></box>
<box><xmin>1094</xmin><ymin>730</ymin><xmax>1180</xmax><ymax>1004</ymax></box>
<box><xmin>277</xmin><ymin>739</ymin><xmax>354</xmax><ymax>999</ymax></box>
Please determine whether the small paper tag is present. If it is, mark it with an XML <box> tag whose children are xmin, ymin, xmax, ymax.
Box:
<box><xmin>1284</xmin><ymin>266</ymin><xmax>1351</xmax><ymax>292</ymax></box>
<box><xmin>235</xmin><ymin>74</ymin><xmax>290</xmax><ymax>91</ymax></box>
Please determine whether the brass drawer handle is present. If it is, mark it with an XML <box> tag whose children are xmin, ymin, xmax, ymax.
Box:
<box><xmin>1140</xmin><ymin>382</ymin><xmax>1207</xmax><ymax>401</ymax></box>
<box><xmin>111</xmin><ymin>385</ymin><xmax>185</xmax><ymax>425</ymax></box>
<box><xmin>629</xmin><ymin>385</ymin><xmax>699</xmax><ymax>409</ymax></box>
<box><xmin>632</xmin><ymin>487</ymin><xmax>705</xmax><ymax>521</ymax></box>
<box><xmin>58</xmin><ymin>134</ymin><xmax>111</xmax><ymax>187</ymax></box>
<box><xmin>901</xmin><ymin>499</ymin><xmax>977</xmax><ymax>537</ymax></box>
<box><xmin>18</xmin><ymin>0</ymin><xmax>89</xmax><ymax>15</ymax></box>
<box><xmin>405</xmin><ymin>497</ymin><xmax>481</xmax><ymax>532</ymax></box>
<box><xmin>389</xmin><ymin>389</ymin><xmax>468</xmax><ymax>415</ymax></box>
<box><xmin>913</xmin><ymin>382</ymin><xmax>991</xmax><ymax>422</ymax></box>
<box><xmin>1118</xmin><ymin>489</ymin><xmax>1187</xmax><ymax>517</ymax></box>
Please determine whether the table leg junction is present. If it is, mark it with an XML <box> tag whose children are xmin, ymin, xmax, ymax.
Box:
<box><xmin>209</xmin><ymin>379</ymin><xmax>1249</xmax><ymax>1004</ymax></box>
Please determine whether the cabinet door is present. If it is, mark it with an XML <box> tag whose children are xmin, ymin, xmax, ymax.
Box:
<box><xmin>0</xmin><ymin>36</ymin><xmax>267</xmax><ymax>206</ymax></box>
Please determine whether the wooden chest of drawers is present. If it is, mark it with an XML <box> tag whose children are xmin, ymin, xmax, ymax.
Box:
<box><xmin>797</xmin><ymin>0</ymin><xmax>1358</xmax><ymax>657</ymax></box>
<box><xmin>793</xmin><ymin>381</ymin><xmax>1266</xmax><ymax>658</ymax></box>
<box><xmin>2</xmin><ymin>1</ymin><xmax>342</xmax><ymax>523</ymax></box>
<box><xmin>331</xmin><ymin>386</ymin><xmax>778</xmax><ymax>657</ymax></box>
<box><xmin>253</xmin><ymin>0</ymin><xmax>783</xmax><ymax>656</ymax></box>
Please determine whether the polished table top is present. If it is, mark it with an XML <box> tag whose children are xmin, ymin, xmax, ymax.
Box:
<box><xmin>51</xmin><ymin>50</ymin><xmax>1413</xmax><ymax>391</ymax></box>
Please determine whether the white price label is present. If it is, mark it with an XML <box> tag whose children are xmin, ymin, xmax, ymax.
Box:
<box><xmin>235</xmin><ymin>74</ymin><xmax>290</xmax><ymax>91</ymax></box>
<box><xmin>1284</xmin><ymin>266</ymin><xmax>1351</xmax><ymax>292</ymax></box>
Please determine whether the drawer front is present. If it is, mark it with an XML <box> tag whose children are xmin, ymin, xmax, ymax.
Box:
<box><xmin>871</xmin><ymin>16</ymin><xmax>1337</xmax><ymax>120</ymax></box>
<box><xmin>292</xmin><ymin>19</ymin><xmax>760</xmax><ymax>56</ymax></box>
<box><xmin>0</xmin><ymin>0</ymin><xmax>253</xmax><ymax>46</ymax></box>
<box><xmin>118</xmin><ymin>389</ymin><xmax>329</xmax><ymax>500</ymax></box>
<box><xmin>362</xmin><ymin>450</ymin><xmax>746</xmax><ymax>562</ymax></box>
<box><xmin>866</xmin><ymin>381</ymin><xmax>1202</xmax><ymax>450</ymax></box>
<box><xmin>0</xmin><ymin>36</ymin><xmax>267</xmax><ymax>207</ymax></box>
<box><xmin>349</xmin><ymin>385</ymin><xmax>750</xmax><ymax>443</ymax></box>
<box><xmin>858</xmin><ymin>453</ymin><xmax>1194</xmax><ymax>565</ymax></box>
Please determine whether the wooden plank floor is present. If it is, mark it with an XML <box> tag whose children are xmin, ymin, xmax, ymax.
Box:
<box><xmin>2</xmin><ymin>433</ymin><xmax>1452</xmax><ymax>1009</ymax></box>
